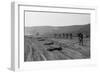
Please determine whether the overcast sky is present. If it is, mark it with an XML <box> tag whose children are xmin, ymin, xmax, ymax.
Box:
<box><xmin>25</xmin><ymin>11</ymin><xmax>90</xmax><ymax>27</ymax></box>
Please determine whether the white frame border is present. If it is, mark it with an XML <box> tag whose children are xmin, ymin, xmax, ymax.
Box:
<box><xmin>11</xmin><ymin>2</ymin><xmax>97</xmax><ymax>71</ymax></box>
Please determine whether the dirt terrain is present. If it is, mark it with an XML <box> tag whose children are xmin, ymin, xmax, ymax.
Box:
<box><xmin>24</xmin><ymin>36</ymin><xmax>90</xmax><ymax>62</ymax></box>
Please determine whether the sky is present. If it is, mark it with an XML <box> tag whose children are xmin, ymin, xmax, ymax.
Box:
<box><xmin>25</xmin><ymin>11</ymin><xmax>90</xmax><ymax>27</ymax></box>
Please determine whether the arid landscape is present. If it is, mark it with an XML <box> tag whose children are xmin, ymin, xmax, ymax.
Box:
<box><xmin>24</xmin><ymin>24</ymin><xmax>90</xmax><ymax>61</ymax></box>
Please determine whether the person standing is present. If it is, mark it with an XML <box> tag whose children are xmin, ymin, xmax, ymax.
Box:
<box><xmin>70</xmin><ymin>33</ymin><xmax>72</xmax><ymax>39</ymax></box>
<box><xmin>65</xmin><ymin>33</ymin><xmax>68</xmax><ymax>39</ymax></box>
<box><xmin>78</xmin><ymin>33</ymin><xmax>83</xmax><ymax>46</ymax></box>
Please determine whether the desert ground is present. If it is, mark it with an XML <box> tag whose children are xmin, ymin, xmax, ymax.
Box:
<box><xmin>24</xmin><ymin>35</ymin><xmax>90</xmax><ymax>61</ymax></box>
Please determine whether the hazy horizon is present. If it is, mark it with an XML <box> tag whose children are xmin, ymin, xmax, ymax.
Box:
<box><xmin>24</xmin><ymin>23</ymin><xmax>90</xmax><ymax>27</ymax></box>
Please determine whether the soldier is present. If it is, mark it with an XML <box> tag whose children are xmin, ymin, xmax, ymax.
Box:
<box><xmin>65</xmin><ymin>33</ymin><xmax>68</xmax><ymax>39</ymax></box>
<box><xmin>59</xmin><ymin>34</ymin><xmax>61</xmax><ymax>38</ymax></box>
<box><xmin>63</xmin><ymin>33</ymin><xmax>65</xmax><ymax>38</ymax></box>
<box><xmin>70</xmin><ymin>33</ymin><xmax>72</xmax><ymax>39</ymax></box>
<box><xmin>54</xmin><ymin>33</ymin><xmax>57</xmax><ymax>38</ymax></box>
<box><xmin>78</xmin><ymin>33</ymin><xmax>83</xmax><ymax>46</ymax></box>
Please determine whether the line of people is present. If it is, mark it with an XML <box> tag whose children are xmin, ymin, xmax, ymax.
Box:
<box><xmin>54</xmin><ymin>33</ymin><xmax>84</xmax><ymax>46</ymax></box>
<box><xmin>54</xmin><ymin>33</ymin><xmax>73</xmax><ymax>39</ymax></box>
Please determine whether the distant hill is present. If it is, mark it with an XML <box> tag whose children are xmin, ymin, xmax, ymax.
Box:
<box><xmin>25</xmin><ymin>24</ymin><xmax>90</xmax><ymax>37</ymax></box>
<box><xmin>25</xmin><ymin>26</ymin><xmax>56</xmax><ymax>36</ymax></box>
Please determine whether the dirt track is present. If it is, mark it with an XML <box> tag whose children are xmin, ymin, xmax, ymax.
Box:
<box><xmin>24</xmin><ymin>36</ymin><xmax>90</xmax><ymax>61</ymax></box>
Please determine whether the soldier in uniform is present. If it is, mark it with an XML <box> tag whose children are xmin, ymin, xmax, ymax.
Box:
<box><xmin>78</xmin><ymin>33</ymin><xmax>83</xmax><ymax>46</ymax></box>
<box><xmin>66</xmin><ymin>33</ymin><xmax>68</xmax><ymax>39</ymax></box>
<box><xmin>70</xmin><ymin>33</ymin><xmax>72</xmax><ymax>39</ymax></box>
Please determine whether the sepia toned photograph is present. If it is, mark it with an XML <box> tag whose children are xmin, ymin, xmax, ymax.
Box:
<box><xmin>24</xmin><ymin>11</ymin><xmax>90</xmax><ymax>62</ymax></box>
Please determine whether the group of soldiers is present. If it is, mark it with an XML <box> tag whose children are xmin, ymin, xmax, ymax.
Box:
<box><xmin>36</xmin><ymin>32</ymin><xmax>85</xmax><ymax>46</ymax></box>
<box><xmin>54</xmin><ymin>33</ymin><xmax>73</xmax><ymax>39</ymax></box>
<box><xmin>53</xmin><ymin>33</ymin><xmax>84</xmax><ymax>46</ymax></box>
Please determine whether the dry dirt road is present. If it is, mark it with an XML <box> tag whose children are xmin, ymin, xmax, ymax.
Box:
<box><xmin>24</xmin><ymin>36</ymin><xmax>90</xmax><ymax>62</ymax></box>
